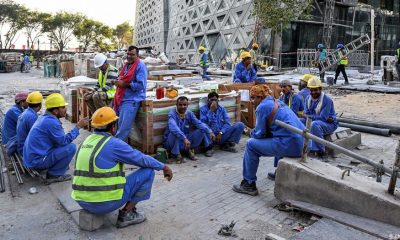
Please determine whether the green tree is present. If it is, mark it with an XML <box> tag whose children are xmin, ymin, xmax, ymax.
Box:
<box><xmin>23</xmin><ymin>11</ymin><xmax>51</xmax><ymax>50</ymax></box>
<box><xmin>113</xmin><ymin>21</ymin><xmax>133</xmax><ymax>50</ymax></box>
<box><xmin>0</xmin><ymin>0</ymin><xmax>27</xmax><ymax>49</ymax></box>
<box><xmin>43</xmin><ymin>11</ymin><xmax>83</xmax><ymax>52</ymax></box>
<box><xmin>74</xmin><ymin>18</ymin><xmax>113</xmax><ymax>52</ymax></box>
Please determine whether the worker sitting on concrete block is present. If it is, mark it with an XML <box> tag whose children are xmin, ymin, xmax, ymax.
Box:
<box><xmin>198</xmin><ymin>46</ymin><xmax>211</xmax><ymax>80</ymax></box>
<box><xmin>72</xmin><ymin>107</ymin><xmax>173</xmax><ymax>229</ymax></box>
<box><xmin>164</xmin><ymin>96</ymin><xmax>216</xmax><ymax>163</ymax></box>
<box><xmin>2</xmin><ymin>92</ymin><xmax>29</xmax><ymax>156</ymax></box>
<box><xmin>232</xmin><ymin>85</ymin><xmax>304</xmax><ymax>195</ymax></box>
<box><xmin>279</xmin><ymin>80</ymin><xmax>304</xmax><ymax>117</ymax></box>
<box><xmin>16</xmin><ymin>91</ymin><xmax>43</xmax><ymax>156</ymax></box>
<box><xmin>303</xmin><ymin>77</ymin><xmax>338</xmax><ymax>159</ymax></box>
<box><xmin>200</xmin><ymin>92</ymin><xmax>245</xmax><ymax>153</ymax></box>
<box><xmin>298</xmin><ymin>74</ymin><xmax>312</xmax><ymax>105</ymax></box>
<box><xmin>233</xmin><ymin>51</ymin><xmax>266</xmax><ymax>83</ymax></box>
<box><xmin>84</xmin><ymin>53</ymin><xmax>119</xmax><ymax>114</ymax></box>
<box><xmin>23</xmin><ymin>93</ymin><xmax>89</xmax><ymax>184</ymax></box>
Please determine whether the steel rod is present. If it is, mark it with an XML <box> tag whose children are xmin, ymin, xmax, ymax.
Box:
<box><xmin>338</xmin><ymin>117</ymin><xmax>400</xmax><ymax>134</ymax></box>
<box><xmin>339</xmin><ymin>122</ymin><xmax>392</xmax><ymax>137</ymax></box>
<box><xmin>10</xmin><ymin>155</ymin><xmax>23</xmax><ymax>184</ymax></box>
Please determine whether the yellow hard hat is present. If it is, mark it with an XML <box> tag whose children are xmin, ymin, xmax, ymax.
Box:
<box><xmin>300</xmin><ymin>74</ymin><xmax>313</xmax><ymax>83</ymax></box>
<box><xmin>252</xmin><ymin>43</ymin><xmax>259</xmax><ymax>48</ymax></box>
<box><xmin>240</xmin><ymin>51</ymin><xmax>252</xmax><ymax>60</ymax></box>
<box><xmin>26</xmin><ymin>91</ymin><xmax>43</xmax><ymax>104</ymax></box>
<box><xmin>45</xmin><ymin>93</ymin><xmax>68</xmax><ymax>109</ymax></box>
<box><xmin>307</xmin><ymin>77</ymin><xmax>322</xmax><ymax>89</ymax></box>
<box><xmin>198</xmin><ymin>46</ymin><xmax>205</xmax><ymax>51</ymax></box>
<box><xmin>91</xmin><ymin>107</ymin><xmax>119</xmax><ymax>128</ymax></box>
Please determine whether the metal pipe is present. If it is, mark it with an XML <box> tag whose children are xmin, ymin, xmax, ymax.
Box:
<box><xmin>338</xmin><ymin>117</ymin><xmax>400</xmax><ymax>134</ymax></box>
<box><xmin>274</xmin><ymin>120</ymin><xmax>396</xmax><ymax>177</ymax></box>
<box><xmin>339</xmin><ymin>122</ymin><xmax>392</xmax><ymax>137</ymax></box>
<box><xmin>388</xmin><ymin>140</ymin><xmax>400</xmax><ymax>195</ymax></box>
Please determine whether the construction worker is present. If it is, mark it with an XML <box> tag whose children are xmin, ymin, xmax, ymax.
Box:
<box><xmin>164</xmin><ymin>96</ymin><xmax>216</xmax><ymax>162</ymax></box>
<box><xmin>298</xmin><ymin>74</ymin><xmax>312</xmax><ymax>105</ymax></box>
<box><xmin>304</xmin><ymin>77</ymin><xmax>338</xmax><ymax>159</ymax></box>
<box><xmin>112</xmin><ymin>45</ymin><xmax>147</xmax><ymax>141</ymax></box>
<box><xmin>2</xmin><ymin>92</ymin><xmax>29</xmax><ymax>145</ymax></box>
<box><xmin>233</xmin><ymin>52</ymin><xmax>266</xmax><ymax>83</ymax></box>
<box><xmin>84</xmin><ymin>53</ymin><xmax>119</xmax><ymax>114</ymax></box>
<box><xmin>315</xmin><ymin>44</ymin><xmax>326</xmax><ymax>82</ymax></box>
<box><xmin>16</xmin><ymin>91</ymin><xmax>43</xmax><ymax>156</ymax></box>
<box><xmin>72</xmin><ymin>107</ymin><xmax>173</xmax><ymax>228</ymax></box>
<box><xmin>249</xmin><ymin>43</ymin><xmax>259</xmax><ymax>72</ymax></box>
<box><xmin>279</xmin><ymin>80</ymin><xmax>304</xmax><ymax>117</ymax></box>
<box><xmin>334</xmin><ymin>43</ymin><xmax>349</xmax><ymax>85</ymax></box>
<box><xmin>23</xmin><ymin>93</ymin><xmax>89</xmax><ymax>183</ymax></box>
<box><xmin>232</xmin><ymin>85</ymin><xmax>304</xmax><ymax>194</ymax></box>
<box><xmin>198</xmin><ymin>46</ymin><xmax>211</xmax><ymax>80</ymax></box>
<box><xmin>20</xmin><ymin>54</ymin><xmax>24</xmax><ymax>72</ymax></box>
<box><xmin>396</xmin><ymin>42</ymin><xmax>400</xmax><ymax>79</ymax></box>
<box><xmin>200</xmin><ymin>92</ymin><xmax>245</xmax><ymax>153</ymax></box>
<box><xmin>29</xmin><ymin>52</ymin><xmax>34</xmax><ymax>69</ymax></box>
<box><xmin>23</xmin><ymin>54</ymin><xmax>30</xmax><ymax>71</ymax></box>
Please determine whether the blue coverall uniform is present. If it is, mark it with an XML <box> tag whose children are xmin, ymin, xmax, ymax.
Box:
<box><xmin>115</xmin><ymin>60</ymin><xmax>147</xmax><ymax>141</ymax></box>
<box><xmin>243</xmin><ymin>96</ymin><xmax>304</xmax><ymax>184</ymax></box>
<box><xmin>2</xmin><ymin>105</ymin><xmax>23</xmax><ymax>145</ymax></box>
<box><xmin>233</xmin><ymin>61</ymin><xmax>266</xmax><ymax>83</ymax></box>
<box><xmin>298</xmin><ymin>88</ymin><xmax>310</xmax><ymax>105</ymax></box>
<box><xmin>16</xmin><ymin>107</ymin><xmax>38</xmax><ymax>156</ymax></box>
<box><xmin>199</xmin><ymin>105</ymin><xmax>245</xmax><ymax>145</ymax></box>
<box><xmin>304</xmin><ymin>93</ymin><xmax>338</xmax><ymax>153</ymax></box>
<box><xmin>279</xmin><ymin>92</ymin><xmax>304</xmax><ymax>116</ymax></box>
<box><xmin>23</xmin><ymin>112</ymin><xmax>79</xmax><ymax>176</ymax></box>
<box><xmin>164</xmin><ymin>109</ymin><xmax>212</xmax><ymax>155</ymax></box>
<box><xmin>77</xmin><ymin>132</ymin><xmax>164</xmax><ymax>214</ymax></box>
<box><xmin>200</xmin><ymin>53</ymin><xmax>211</xmax><ymax>80</ymax></box>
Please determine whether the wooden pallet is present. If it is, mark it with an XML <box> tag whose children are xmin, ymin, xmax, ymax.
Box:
<box><xmin>60</xmin><ymin>60</ymin><xmax>75</xmax><ymax>81</ymax></box>
<box><xmin>77</xmin><ymin>87</ymin><xmax>92</xmax><ymax>130</ymax></box>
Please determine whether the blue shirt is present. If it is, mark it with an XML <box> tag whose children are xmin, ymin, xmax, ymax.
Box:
<box><xmin>122</xmin><ymin>60</ymin><xmax>147</xmax><ymax>103</ymax></box>
<box><xmin>23</xmin><ymin>55</ymin><xmax>30</xmax><ymax>64</ymax></box>
<box><xmin>233</xmin><ymin>61</ymin><xmax>257</xmax><ymax>83</ymax></box>
<box><xmin>279</xmin><ymin>92</ymin><xmax>304</xmax><ymax>115</ymax></box>
<box><xmin>164</xmin><ymin>109</ymin><xmax>212</xmax><ymax>141</ymax></box>
<box><xmin>23</xmin><ymin>112</ymin><xmax>80</xmax><ymax>168</ymax></box>
<box><xmin>2</xmin><ymin>105</ymin><xmax>23</xmax><ymax>144</ymax></box>
<box><xmin>16</xmin><ymin>107</ymin><xmax>38</xmax><ymax>155</ymax></box>
<box><xmin>200</xmin><ymin>53</ymin><xmax>209</xmax><ymax>67</ymax></box>
<box><xmin>304</xmin><ymin>93</ymin><xmax>338</xmax><ymax>125</ymax></box>
<box><xmin>298</xmin><ymin>88</ymin><xmax>310</xmax><ymax>105</ymax></box>
<box><xmin>199</xmin><ymin>105</ymin><xmax>231</xmax><ymax>134</ymax></box>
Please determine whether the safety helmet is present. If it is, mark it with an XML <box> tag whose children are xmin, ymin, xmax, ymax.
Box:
<box><xmin>91</xmin><ymin>107</ymin><xmax>119</xmax><ymax>128</ymax></box>
<box><xmin>280</xmin><ymin>79</ymin><xmax>292</xmax><ymax>87</ymax></box>
<box><xmin>300</xmin><ymin>74</ymin><xmax>313</xmax><ymax>83</ymax></box>
<box><xmin>336</xmin><ymin>43</ymin><xmax>344</xmax><ymax>49</ymax></box>
<box><xmin>198</xmin><ymin>46</ymin><xmax>205</xmax><ymax>52</ymax></box>
<box><xmin>15</xmin><ymin>92</ymin><xmax>29</xmax><ymax>101</ymax></box>
<box><xmin>307</xmin><ymin>77</ymin><xmax>322</xmax><ymax>89</ymax></box>
<box><xmin>240</xmin><ymin>51</ymin><xmax>252</xmax><ymax>60</ymax></box>
<box><xmin>26</xmin><ymin>91</ymin><xmax>43</xmax><ymax>104</ymax></box>
<box><xmin>93</xmin><ymin>53</ymin><xmax>107</xmax><ymax>68</ymax></box>
<box><xmin>252</xmin><ymin>43</ymin><xmax>259</xmax><ymax>49</ymax></box>
<box><xmin>45</xmin><ymin>93</ymin><xmax>68</xmax><ymax>109</ymax></box>
<box><xmin>317</xmin><ymin>43</ymin><xmax>325</xmax><ymax>49</ymax></box>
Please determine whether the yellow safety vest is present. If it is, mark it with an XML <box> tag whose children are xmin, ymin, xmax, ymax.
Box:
<box><xmin>98</xmin><ymin>65</ymin><xmax>118</xmax><ymax>99</ymax></box>
<box><xmin>71</xmin><ymin>134</ymin><xmax>126</xmax><ymax>202</ymax></box>
<box><xmin>199</xmin><ymin>53</ymin><xmax>210</xmax><ymax>67</ymax></box>
<box><xmin>340</xmin><ymin>57</ymin><xmax>348</xmax><ymax>65</ymax></box>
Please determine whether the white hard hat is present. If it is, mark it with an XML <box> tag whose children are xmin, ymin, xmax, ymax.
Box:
<box><xmin>94</xmin><ymin>53</ymin><xmax>107</xmax><ymax>68</ymax></box>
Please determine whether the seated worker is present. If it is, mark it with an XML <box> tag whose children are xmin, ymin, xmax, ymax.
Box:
<box><xmin>233</xmin><ymin>51</ymin><xmax>266</xmax><ymax>83</ymax></box>
<box><xmin>304</xmin><ymin>77</ymin><xmax>338</xmax><ymax>159</ymax></box>
<box><xmin>164</xmin><ymin>96</ymin><xmax>216</xmax><ymax>162</ymax></box>
<box><xmin>298</xmin><ymin>74</ymin><xmax>312</xmax><ymax>105</ymax></box>
<box><xmin>2</xmin><ymin>92</ymin><xmax>28</xmax><ymax>145</ymax></box>
<box><xmin>84</xmin><ymin>53</ymin><xmax>119</xmax><ymax>114</ymax></box>
<box><xmin>16</xmin><ymin>91</ymin><xmax>43</xmax><ymax>156</ymax></box>
<box><xmin>72</xmin><ymin>107</ymin><xmax>173</xmax><ymax>228</ymax></box>
<box><xmin>200</xmin><ymin>92</ymin><xmax>245</xmax><ymax>153</ymax></box>
<box><xmin>232</xmin><ymin>85</ymin><xmax>305</xmax><ymax>195</ymax></box>
<box><xmin>23</xmin><ymin>93</ymin><xmax>89</xmax><ymax>183</ymax></box>
<box><xmin>279</xmin><ymin>80</ymin><xmax>304</xmax><ymax>117</ymax></box>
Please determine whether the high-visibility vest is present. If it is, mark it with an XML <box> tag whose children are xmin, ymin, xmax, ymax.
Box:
<box><xmin>199</xmin><ymin>53</ymin><xmax>210</xmax><ymax>67</ymax></box>
<box><xmin>71</xmin><ymin>134</ymin><xmax>126</xmax><ymax>203</ymax></box>
<box><xmin>340</xmin><ymin>57</ymin><xmax>348</xmax><ymax>65</ymax></box>
<box><xmin>396</xmin><ymin>48</ymin><xmax>400</xmax><ymax>60</ymax></box>
<box><xmin>98</xmin><ymin>65</ymin><xmax>118</xmax><ymax>99</ymax></box>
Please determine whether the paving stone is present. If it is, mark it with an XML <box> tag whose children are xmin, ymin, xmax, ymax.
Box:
<box><xmin>336</xmin><ymin>130</ymin><xmax>349</xmax><ymax>139</ymax></box>
<box><xmin>77</xmin><ymin>210</ymin><xmax>104</xmax><ymax>231</ymax></box>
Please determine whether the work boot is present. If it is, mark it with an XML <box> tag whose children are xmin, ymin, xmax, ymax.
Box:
<box><xmin>45</xmin><ymin>173</ymin><xmax>72</xmax><ymax>185</ymax></box>
<box><xmin>267</xmin><ymin>170</ymin><xmax>276</xmax><ymax>181</ymax></box>
<box><xmin>317</xmin><ymin>151</ymin><xmax>329</xmax><ymax>162</ymax></box>
<box><xmin>116</xmin><ymin>208</ymin><xmax>146</xmax><ymax>228</ymax></box>
<box><xmin>232</xmin><ymin>179</ymin><xmax>258</xmax><ymax>196</ymax></box>
<box><xmin>221</xmin><ymin>143</ymin><xmax>238</xmax><ymax>153</ymax></box>
<box><xmin>187</xmin><ymin>149</ymin><xmax>198</xmax><ymax>161</ymax></box>
<box><xmin>170</xmin><ymin>154</ymin><xmax>185</xmax><ymax>164</ymax></box>
<box><xmin>204</xmin><ymin>147</ymin><xmax>214</xmax><ymax>157</ymax></box>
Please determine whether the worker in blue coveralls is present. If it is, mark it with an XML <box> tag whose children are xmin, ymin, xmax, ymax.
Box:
<box><xmin>298</xmin><ymin>74</ymin><xmax>312</xmax><ymax>105</ymax></box>
<box><xmin>16</xmin><ymin>91</ymin><xmax>43</xmax><ymax>156</ymax></box>
<box><xmin>233</xmin><ymin>51</ymin><xmax>266</xmax><ymax>83</ymax></box>
<box><xmin>164</xmin><ymin>96</ymin><xmax>216</xmax><ymax>163</ymax></box>
<box><xmin>304</xmin><ymin>77</ymin><xmax>338</xmax><ymax>159</ymax></box>
<box><xmin>72</xmin><ymin>107</ymin><xmax>173</xmax><ymax>229</ymax></box>
<box><xmin>2</xmin><ymin>92</ymin><xmax>29</xmax><ymax>145</ymax></box>
<box><xmin>232</xmin><ymin>85</ymin><xmax>305</xmax><ymax>195</ymax></box>
<box><xmin>198</xmin><ymin>46</ymin><xmax>211</xmax><ymax>80</ymax></box>
<box><xmin>23</xmin><ymin>93</ymin><xmax>89</xmax><ymax>184</ymax></box>
<box><xmin>279</xmin><ymin>80</ymin><xmax>304</xmax><ymax>117</ymax></box>
<box><xmin>315</xmin><ymin>44</ymin><xmax>327</xmax><ymax>82</ymax></box>
<box><xmin>112</xmin><ymin>45</ymin><xmax>147</xmax><ymax>142</ymax></box>
<box><xmin>200</xmin><ymin>92</ymin><xmax>245</xmax><ymax>153</ymax></box>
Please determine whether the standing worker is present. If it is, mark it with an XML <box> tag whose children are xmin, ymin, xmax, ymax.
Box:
<box><xmin>198</xmin><ymin>46</ymin><xmax>211</xmax><ymax>80</ymax></box>
<box><xmin>85</xmin><ymin>53</ymin><xmax>119</xmax><ymax>114</ymax></box>
<box><xmin>72</xmin><ymin>107</ymin><xmax>173</xmax><ymax>228</ymax></box>
<box><xmin>23</xmin><ymin>93</ymin><xmax>89</xmax><ymax>183</ymax></box>
<box><xmin>396</xmin><ymin>41</ymin><xmax>400</xmax><ymax>80</ymax></box>
<box><xmin>315</xmin><ymin>44</ymin><xmax>326</xmax><ymax>82</ymax></box>
<box><xmin>334</xmin><ymin>44</ymin><xmax>349</xmax><ymax>85</ymax></box>
<box><xmin>2</xmin><ymin>92</ymin><xmax>29</xmax><ymax>145</ymax></box>
<box><xmin>20</xmin><ymin>54</ymin><xmax>24</xmax><ymax>73</ymax></box>
<box><xmin>249</xmin><ymin>43</ymin><xmax>259</xmax><ymax>72</ymax></box>
<box><xmin>279</xmin><ymin>80</ymin><xmax>304</xmax><ymax>117</ymax></box>
<box><xmin>112</xmin><ymin>46</ymin><xmax>147</xmax><ymax>142</ymax></box>
<box><xmin>23</xmin><ymin>54</ymin><xmax>30</xmax><ymax>71</ymax></box>
<box><xmin>29</xmin><ymin>52</ymin><xmax>34</xmax><ymax>69</ymax></box>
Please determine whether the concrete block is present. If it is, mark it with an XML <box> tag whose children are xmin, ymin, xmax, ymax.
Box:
<box><xmin>78</xmin><ymin>210</ymin><xmax>104</xmax><ymax>231</ymax></box>
<box><xmin>335</xmin><ymin>127</ymin><xmax>351</xmax><ymax>135</ymax></box>
<box><xmin>336</xmin><ymin>131</ymin><xmax>349</xmax><ymax>139</ymax></box>
<box><xmin>275</xmin><ymin>158</ymin><xmax>400</xmax><ymax>227</ymax></box>
<box><xmin>325</xmin><ymin>133</ymin><xmax>337</xmax><ymax>142</ymax></box>
<box><xmin>327</xmin><ymin>132</ymin><xmax>361</xmax><ymax>156</ymax></box>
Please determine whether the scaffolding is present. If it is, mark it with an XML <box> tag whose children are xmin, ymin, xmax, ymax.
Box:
<box><xmin>322</xmin><ymin>0</ymin><xmax>335</xmax><ymax>49</ymax></box>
